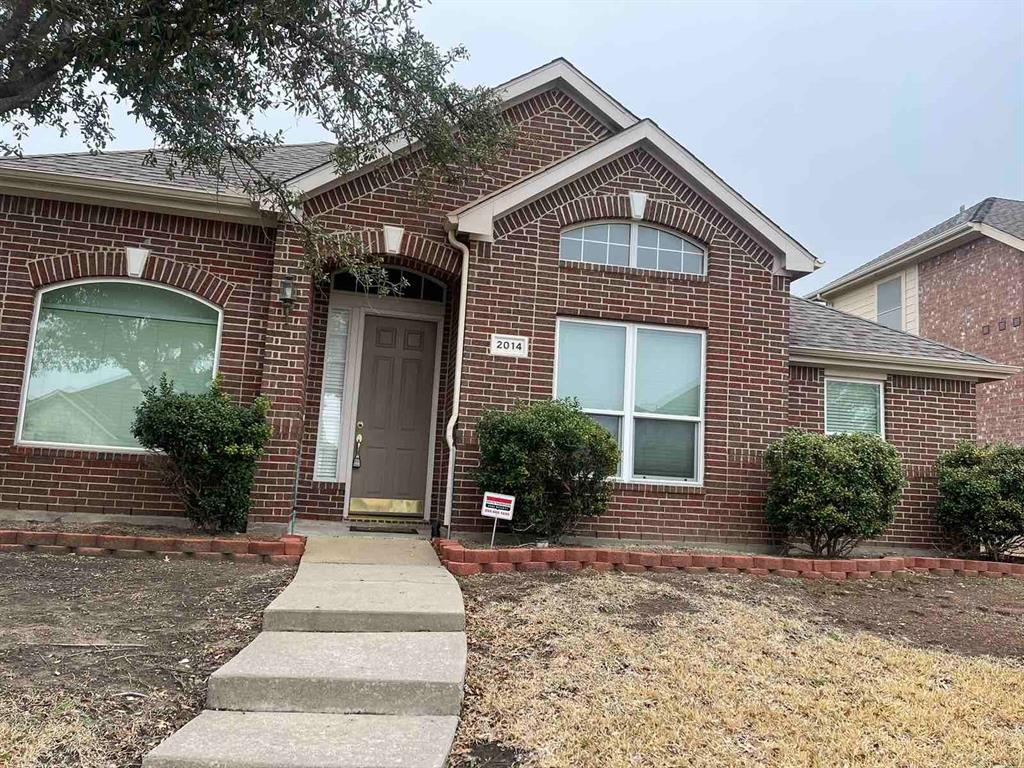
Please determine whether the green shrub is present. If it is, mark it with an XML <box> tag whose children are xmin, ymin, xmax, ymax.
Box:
<box><xmin>764</xmin><ymin>429</ymin><xmax>905</xmax><ymax>557</ymax></box>
<box><xmin>936</xmin><ymin>441</ymin><xmax>1024</xmax><ymax>560</ymax></box>
<box><xmin>474</xmin><ymin>398</ymin><xmax>620</xmax><ymax>543</ymax></box>
<box><xmin>132</xmin><ymin>375</ymin><xmax>272</xmax><ymax>532</ymax></box>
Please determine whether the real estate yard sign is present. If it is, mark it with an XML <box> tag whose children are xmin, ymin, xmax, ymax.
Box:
<box><xmin>481</xmin><ymin>491</ymin><xmax>515</xmax><ymax>546</ymax></box>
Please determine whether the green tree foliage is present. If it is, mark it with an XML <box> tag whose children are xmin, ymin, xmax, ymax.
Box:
<box><xmin>936</xmin><ymin>441</ymin><xmax>1024</xmax><ymax>561</ymax></box>
<box><xmin>0</xmin><ymin>0</ymin><xmax>514</xmax><ymax>283</ymax></box>
<box><xmin>132</xmin><ymin>375</ymin><xmax>271</xmax><ymax>532</ymax></box>
<box><xmin>764</xmin><ymin>430</ymin><xmax>905</xmax><ymax>557</ymax></box>
<box><xmin>474</xmin><ymin>399</ymin><xmax>620</xmax><ymax>543</ymax></box>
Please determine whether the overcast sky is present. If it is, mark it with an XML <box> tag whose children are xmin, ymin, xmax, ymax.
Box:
<box><xmin>10</xmin><ymin>0</ymin><xmax>1023</xmax><ymax>294</ymax></box>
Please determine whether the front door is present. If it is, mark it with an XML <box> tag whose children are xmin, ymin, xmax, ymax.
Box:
<box><xmin>349</xmin><ymin>315</ymin><xmax>438</xmax><ymax>518</ymax></box>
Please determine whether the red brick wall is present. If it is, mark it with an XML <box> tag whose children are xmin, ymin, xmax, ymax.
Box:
<box><xmin>918</xmin><ymin>237</ymin><xmax>1023</xmax><ymax>443</ymax></box>
<box><xmin>290</xmin><ymin>88</ymin><xmax>611</xmax><ymax>523</ymax></box>
<box><xmin>447</xmin><ymin>148</ymin><xmax>790</xmax><ymax>547</ymax></box>
<box><xmin>786</xmin><ymin>366</ymin><xmax>977</xmax><ymax>548</ymax></box>
<box><xmin>0</xmin><ymin>195</ymin><xmax>274</xmax><ymax>517</ymax></box>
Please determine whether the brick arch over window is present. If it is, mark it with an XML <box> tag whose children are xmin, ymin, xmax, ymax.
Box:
<box><xmin>494</xmin><ymin>148</ymin><xmax>776</xmax><ymax>272</ymax></box>
<box><xmin>348</xmin><ymin>228</ymin><xmax>461</xmax><ymax>281</ymax></box>
<box><xmin>26</xmin><ymin>248</ymin><xmax>234</xmax><ymax>306</ymax></box>
<box><xmin>554</xmin><ymin>195</ymin><xmax>719</xmax><ymax>249</ymax></box>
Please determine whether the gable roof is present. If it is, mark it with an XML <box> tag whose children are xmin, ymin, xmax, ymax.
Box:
<box><xmin>448</xmin><ymin>119</ymin><xmax>821</xmax><ymax>275</ymax></box>
<box><xmin>286</xmin><ymin>58</ymin><xmax>639</xmax><ymax>199</ymax></box>
<box><xmin>789</xmin><ymin>296</ymin><xmax>1017</xmax><ymax>382</ymax></box>
<box><xmin>809</xmin><ymin>197</ymin><xmax>1024</xmax><ymax>298</ymax></box>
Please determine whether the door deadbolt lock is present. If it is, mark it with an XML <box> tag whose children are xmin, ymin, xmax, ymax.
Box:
<box><xmin>352</xmin><ymin>421</ymin><xmax>364</xmax><ymax>469</ymax></box>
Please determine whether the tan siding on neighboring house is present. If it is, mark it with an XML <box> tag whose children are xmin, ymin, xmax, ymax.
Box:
<box><xmin>830</xmin><ymin>264</ymin><xmax>919</xmax><ymax>334</ymax></box>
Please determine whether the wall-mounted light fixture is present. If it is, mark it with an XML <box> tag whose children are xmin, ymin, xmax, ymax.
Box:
<box><xmin>279</xmin><ymin>275</ymin><xmax>295</xmax><ymax>316</ymax></box>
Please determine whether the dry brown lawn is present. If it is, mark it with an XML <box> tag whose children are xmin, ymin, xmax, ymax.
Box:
<box><xmin>454</xmin><ymin>571</ymin><xmax>1024</xmax><ymax>768</ymax></box>
<box><xmin>0</xmin><ymin>552</ymin><xmax>294</xmax><ymax>767</ymax></box>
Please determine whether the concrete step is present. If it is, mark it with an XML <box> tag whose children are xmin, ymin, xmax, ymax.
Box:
<box><xmin>143</xmin><ymin>710</ymin><xmax>458</xmax><ymax>768</ymax></box>
<box><xmin>207</xmin><ymin>631</ymin><xmax>466</xmax><ymax>716</ymax></box>
<box><xmin>264</xmin><ymin>563</ymin><xmax>465</xmax><ymax>633</ymax></box>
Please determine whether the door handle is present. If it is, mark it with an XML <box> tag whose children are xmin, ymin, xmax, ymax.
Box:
<box><xmin>352</xmin><ymin>421</ymin><xmax>364</xmax><ymax>469</ymax></box>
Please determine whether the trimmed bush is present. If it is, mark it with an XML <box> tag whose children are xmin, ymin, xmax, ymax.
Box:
<box><xmin>474</xmin><ymin>398</ymin><xmax>620</xmax><ymax>543</ymax></box>
<box><xmin>936</xmin><ymin>441</ymin><xmax>1024</xmax><ymax>561</ymax></box>
<box><xmin>132</xmin><ymin>375</ymin><xmax>272</xmax><ymax>532</ymax></box>
<box><xmin>764</xmin><ymin>429</ymin><xmax>905</xmax><ymax>557</ymax></box>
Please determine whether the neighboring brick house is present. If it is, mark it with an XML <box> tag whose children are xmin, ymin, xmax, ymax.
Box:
<box><xmin>0</xmin><ymin>60</ymin><xmax>1016</xmax><ymax>549</ymax></box>
<box><xmin>809</xmin><ymin>198</ymin><xmax>1023</xmax><ymax>443</ymax></box>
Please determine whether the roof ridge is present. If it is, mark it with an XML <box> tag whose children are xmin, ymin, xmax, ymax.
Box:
<box><xmin>790</xmin><ymin>295</ymin><xmax>998</xmax><ymax>365</ymax></box>
<box><xmin>968</xmin><ymin>197</ymin><xmax>996</xmax><ymax>223</ymax></box>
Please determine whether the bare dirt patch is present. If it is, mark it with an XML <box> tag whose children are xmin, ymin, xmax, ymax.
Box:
<box><xmin>0</xmin><ymin>551</ymin><xmax>294</xmax><ymax>767</ymax></box>
<box><xmin>453</xmin><ymin>571</ymin><xmax>1024</xmax><ymax>768</ymax></box>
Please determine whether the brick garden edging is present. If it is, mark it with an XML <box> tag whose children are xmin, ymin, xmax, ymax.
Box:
<box><xmin>433</xmin><ymin>539</ymin><xmax>1024</xmax><ymax>581</ymax></box>
<box><xmin>0</xmin><ymin>530</ymin><xmax>306</xmax><ymax>565</ymax></box>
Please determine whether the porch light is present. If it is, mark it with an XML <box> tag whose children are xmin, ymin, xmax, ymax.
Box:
<box><xmin>279</xmin><ymin>275</ymin><xmax>295</xmax><ymax>316</ymax></box>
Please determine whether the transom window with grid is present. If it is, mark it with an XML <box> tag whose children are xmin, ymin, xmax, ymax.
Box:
<box><xmin>559</xmin><ymin>222</ymin><xmax>705</xmax><ymax>276</ymax></box>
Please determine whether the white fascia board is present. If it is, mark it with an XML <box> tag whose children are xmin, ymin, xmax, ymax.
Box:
<box><xmin>975</xmin><ymin>223</ymin><xmax>1024</xmax><ymax>254</ymax></box>
<box><xmin>0</xmin><ymin>168</ymin><xmax>272</xmax><ymax>225</ymax></box>
<box><xmin>498</xmin><ymin>58</ymin><xmax>638</xmax><ymax>131</ymax></box>
<box><xmin>289</xmin><ymin>59</ymin><xmax>638</xmax><ymax>199</ymax></box>
<box><xmin>449</xmin><ymin>120</ymin><xmax>820</xmax><ymax>273</ymax></box>
<box><xmin>790</xmin><ymin>346</ymin><xmax>1020</xmax><ymax>383</ymax></box>
<box><xmin>808</xmin><ymin>223</ymin><xmax>980</xmax><ymax>300</ymax></box>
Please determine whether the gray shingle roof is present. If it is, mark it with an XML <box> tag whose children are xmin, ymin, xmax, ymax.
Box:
<box><xmin>0</xmin><ymin>142</ymin><xmax>336</xmax><ymax>193</ymax></box>
<box><xmin>789</xmin><ymin>296</ymin><xmax>996</xmax><ymax>366</ymax></box>
<box><xmin>811</xmin><ymin>197</ymin><xmax>1024</xmax><ymax>296</ymax></box>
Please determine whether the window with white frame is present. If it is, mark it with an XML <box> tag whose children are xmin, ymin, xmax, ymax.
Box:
<box><xmin>824</xmin><ymin>378</ymin><xmax>884</xmax><ymax>436</ymax></box>
<box><xmin>19</xmin><ymin>281</ymin><xmax>220</xmax><ymax>450</ymax></box>
<box><xmin>555</xmin><ymin>318</ymin><xmax>705</xmax><ymax>483</ymax></box>
<box><xmin>559</xmin><ymin>222</ymin><xmax>705</xmax><ymax>275</ymax></box>
<box><xmin>876</xmin><ymin>276</ymin><xmax>902</xmax><ymax>330</ymax></box>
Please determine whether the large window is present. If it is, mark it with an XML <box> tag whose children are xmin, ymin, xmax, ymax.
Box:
<box><xmin>876</xmin><ymin>276</ymin><xmax>902</xmax><ymax>330</ymax></box>
<box><xmin>824</xmin><ymin>378</ymin><xmax>884</xmax><ymax>437</ymax></box>
<box><xmin>19</xmin><ymin>281</ymin><xmax>220</xmax><ymax>450</ymax></box>
<box><xmin>555</xmin><ymin>318</ymin><xmax>705</xmax><ymax>483</ymax></box>
<box><xmin>560</xmin><ymin>222</ymin><xmax>705</xmax><ymax>276</ymax></box>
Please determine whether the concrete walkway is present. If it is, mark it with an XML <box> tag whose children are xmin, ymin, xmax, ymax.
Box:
<box><xmin>144</xmin><ymin>536</ymin><xmax>466</xmax><ymax>768</ymax></box>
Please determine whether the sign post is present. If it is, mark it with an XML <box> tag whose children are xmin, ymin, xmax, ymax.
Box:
<box><xmin>480</xmin><ymin>491</ymin><xmax>515</xmax><ymax>547</ymax></box>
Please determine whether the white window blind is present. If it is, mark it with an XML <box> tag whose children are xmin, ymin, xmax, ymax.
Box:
<box><xmin>556</xmin><ymin>318</ymin><xmax>705</xmax><ymax>483</ymax></box>
<box><xmin>313</xmin><ymin>307</ymin><xmax>350</xmax><ymax>480</ymax></box>
<box><xmin>825</xmin><ymin>379</ymin><xmax>883</xmax><ymax>436</ymax></box>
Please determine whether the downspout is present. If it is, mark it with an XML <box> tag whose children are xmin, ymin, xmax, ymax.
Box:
<box><xmin>444</xmin><ymin>226</ymin><xmax>471</xmax><ymax>531</ymax></box>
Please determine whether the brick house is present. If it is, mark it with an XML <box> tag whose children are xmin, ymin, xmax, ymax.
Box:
<box><xmin>809</xmin><ymin>198</ymin><xmax>1023</xmax><ymax>443</ymax></box>
<box><xmin>0</xmin><ymin>60</ymin><xmax>1016</xmax><ymax>550</ymax></box>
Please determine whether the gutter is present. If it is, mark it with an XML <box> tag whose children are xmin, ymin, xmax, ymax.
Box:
<box><xmin>789</xmin><ymin>346</ymin><xmax>1020</xmax><ymax>383</ymax></box>
<box><xmin>443</xmin><ymin>227</ymin><xmax>471</xmax><ymax>531</ymax></box>
<box><xmin>808</xmin><ymin>222</ymin><xmax>978</xmax><ymax>300</ymax></box>
<box><xmin>0</xmin><ymin>167</ymin><xmax>273</xmax><ymax>226</ymax></box>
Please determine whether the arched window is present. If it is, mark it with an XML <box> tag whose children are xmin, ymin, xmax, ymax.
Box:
<box><xmin>19</xmin><ymin>280</ymin><xmax>221</xmax><ymax>450</ymax></box>
<box><xmin>333</xmin><ymin>266</ymin><xmax>445</xmax><ymax>302</ymax></box>
<box><xmin>559</xmin><ymin>222</ymin><xmax>705</xmax><ymax>276</ymax></box>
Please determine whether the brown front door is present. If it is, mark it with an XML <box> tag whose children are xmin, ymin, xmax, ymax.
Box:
<box><xmin>349</xmin><ymin>315</ymin><xmax>438</xmax><ymax>517</ymax></box>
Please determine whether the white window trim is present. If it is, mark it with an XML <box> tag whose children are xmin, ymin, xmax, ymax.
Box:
<box><xmin>553</xmin><ymin>317</ymin><xmax>706</xmax><ymax>487</ymax></box>
<box><xmin>823</xmin><ymin>376</ymin><xmax>886</xmax><ymax>439</ymax></box>
<box><xmin>875</xmin><ymin>275</ymin><xmax>903</xmax><ymax>330</ymax></box>
<box><xmin>15</xmin><ymin>277</ymin><xmax>224</xmax><ymax>454</ymax></box>
<box><xmin>560</xmin><ymin>220</ymin><xmax>707</xmax><ymax>277</ymax></box>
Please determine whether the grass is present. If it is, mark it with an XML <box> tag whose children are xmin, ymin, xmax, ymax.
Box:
<box><xmin>454</xmin><ymin>572</ymin><xmax>1024</xmax><ymax>768</ymax></box>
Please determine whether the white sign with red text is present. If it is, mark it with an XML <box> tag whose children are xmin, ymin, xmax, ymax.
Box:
<box><xmin>481</xmin><ymin>492</ymin><xmax>515</xmax><ymax>521</ymax></box>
